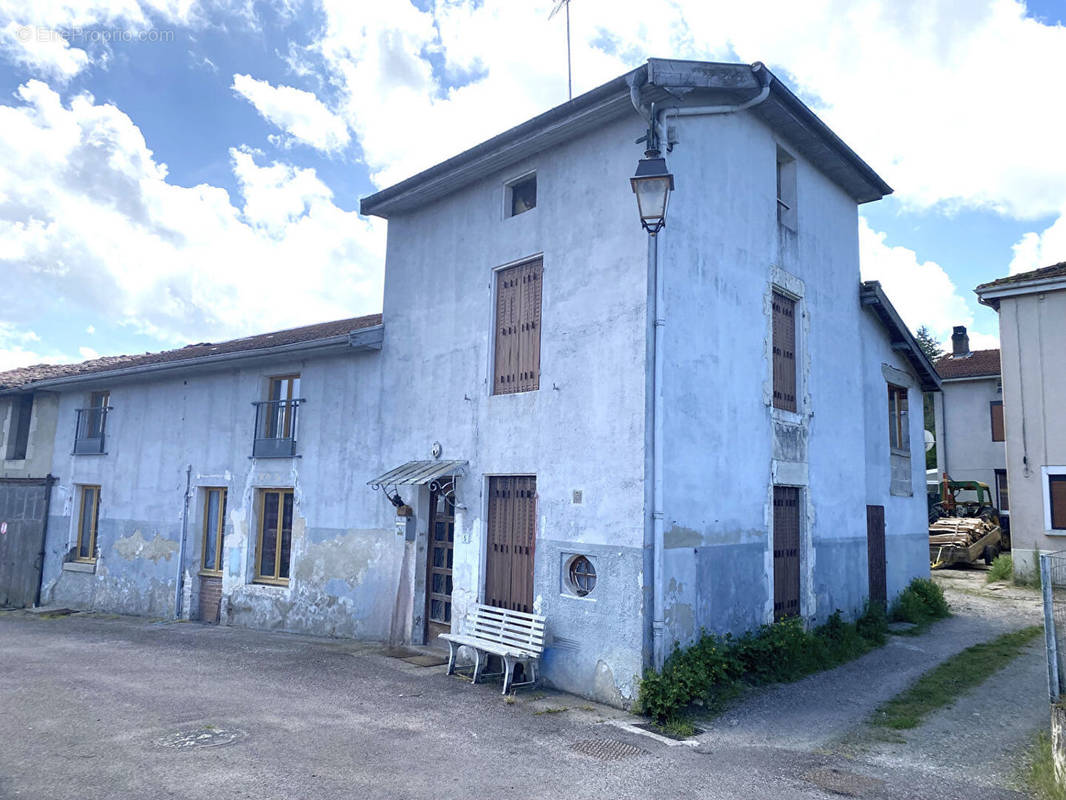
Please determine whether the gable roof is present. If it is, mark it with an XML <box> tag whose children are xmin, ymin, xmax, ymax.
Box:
<box><xmin>0</xmin><ymin>314</ymin><xmax>383</xmax><ymax>392</ymax></box>
<box><xmin>977</xmin><ymin>261</ymin><xmax>1066</xmax><ymax>309</ymax></box>
<box><xmin>859</xmin><ymin>281</ymin><xmax>941</xmax><ymax>392</ymax></box>
<box><xmin>934</xmin><ymin>349</ymin><xmax>1000</xmax><ymax>380</ymax></box>
<box><xmin>361</xmin><ymin>59</ymin><xmax>892</xmax><ymax>218</ymax></box>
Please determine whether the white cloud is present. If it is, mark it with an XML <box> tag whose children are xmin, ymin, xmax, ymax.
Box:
<box><xmin>1009</xmin><ymin>209</ymin><xmax>1066</xmax><ymax>274</ymax></box>
<box><xmin>0</xmin><ymin>80</ymin><xmax>385</xmax><ymax>356</ymax></box>
<box><xmin>858</xmin><ymin>217</ymin><xmax>994</xmax><ymax>347</ymax></box>
<box><xmin>0</xmin><ymin>322</ymin><xmax>68</xmax><ymax>371</ymax></box>
<box><xmin>1</xmin><ymin>22</ymin><xmax>90</xmax><ymax>82</ymax></box>
<box><xmin>78</xmin><ymin>346</ymin><xmax>100</xmax><ymax>360</ymax></box>
<box><xmin>86</xmin><ymin>325</ymin><xmax>95</xmax><ymax>334</ymax></box>
<box><xmin>301</xmin><ymin>0</ymin><xmax>1066</xmax><ymax>223</ymax></box>
<box><xmin>232</xmin><ymin>74</ymin><xmax>350</xmax><ymax>154</ymax></box>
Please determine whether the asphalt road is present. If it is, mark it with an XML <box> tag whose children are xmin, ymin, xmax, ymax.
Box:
<box><xmin>0</xmin><ymin>581</ymin><xmax>1038</xmax><ymax>800</ymax></box>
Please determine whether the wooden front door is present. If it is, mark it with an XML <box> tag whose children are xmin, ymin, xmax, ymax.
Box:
<box><xmin>866</xmin><ymin>505</ymin><xmax>887</xmax><ymax>609</ymax></box>
<box><xmin>773</xmin><ymin>486</ymin><xmax>801</xmax><ymax>621</ymax></box>
<box><xmin>485</xmin><ymin>476</ymin><xmax>537</xmax><ymax>613</ymax></box>
<box><xmin>425</xmin><ymin>487</ymin><xmax>454</xmax><ymax>643</ymax></box>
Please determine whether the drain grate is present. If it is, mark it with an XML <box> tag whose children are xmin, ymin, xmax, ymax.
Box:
<box><xmin>156</xmin><ymin>726</ymin><xmax>245</xmax><ymax>750</ymax></box>
<box><xmin>570</xmin><ymin>738</ymin><xmax>646</xmax><ymax>761</ymax></box>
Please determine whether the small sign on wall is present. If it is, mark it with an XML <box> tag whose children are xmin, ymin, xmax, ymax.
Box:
<box><xmin>0</xmin><ymin>521</ymin><xmax>7</xmax><ymax>535</ymax></box>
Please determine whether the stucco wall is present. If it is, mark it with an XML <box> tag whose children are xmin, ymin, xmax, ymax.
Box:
<box><xmin>378</xmin><ymin>113</ymin><xmax>650</xmax><ymax>706</ymax></box>
<box><xmin>997</xmin><ymin>288</ymin><xmax>1066</xmax><ymax>576</ymax></box>
<box><xmin>0</xmin><ymin>391</ymin><xmax>59</xmax><ymax>479</ymax></box>
<box><xmin>859</xmin><ymin>311</ymin><xmax>931</xmax><ymax>603</ymax></box>
<box><xmin>39</xmin><ymin>348</ymin><xmax>398</xmax><ymax>638</ymax></box>
<box><xmin>935</xmin><ymin>376</ymin><xmax>1006</xmax><ymax>494</ymax></box>
<box><xmin>657</xmin><ymin>108</ymin><xmax>894</xmax><ymax>649</ymax></box>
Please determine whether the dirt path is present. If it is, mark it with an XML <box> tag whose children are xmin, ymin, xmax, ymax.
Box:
<box><xmin>693</xmin><ymin>567</ymin><xmax>1047</xmax><ymax>795</ymax></box>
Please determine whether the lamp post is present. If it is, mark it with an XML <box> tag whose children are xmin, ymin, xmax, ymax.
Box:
<box><xmin>632</xmin><ymin>124</ymin><xmax>674</xmax><ymax>670</ymax></box>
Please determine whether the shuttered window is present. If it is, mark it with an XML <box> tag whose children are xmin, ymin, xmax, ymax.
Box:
<box><xmin>493</xmin><ymin>259</ymin><xmax>542</xmax><ymax>395</ymax></box>
<box><xmin>990</xmin><ymin>401</ymin><xmax>1005</xmax><ymax>442</ymax></box>
<box><xmin>1051</xmin><ymin>476</ymin><xmax>1066</xmax><ymax>531</ymax></box>
<box><xmin>772</xmin><ymin>291</ymin><xmax>797</xmax><ymax>412</ymax></box>
<box><xmin>485</xmin><ymin>476</ymin><xmax>537</xmax><ymax>613</ymax></box>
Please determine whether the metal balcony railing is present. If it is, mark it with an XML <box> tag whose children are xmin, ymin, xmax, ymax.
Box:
<box><xmin>73</xmin><ymin>406</ymin><xmax>111</xmax><ymax>455</ymax></box>
<box><xmin>252</xmin><ymin>398</ymin><xmax>304</xmax><ymax>458</ymax></box>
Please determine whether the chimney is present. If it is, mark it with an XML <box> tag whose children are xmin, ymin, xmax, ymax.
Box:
<box><xmin>951</xmin><ymin>325</ymin><xmax>970</xmax><ymax>357</ymax></box>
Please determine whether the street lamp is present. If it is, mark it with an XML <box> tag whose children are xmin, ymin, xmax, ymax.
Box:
<box><xmin>630</xmin><ymin>149</ymin><xmax>674</xmax><ymax>235</ymax></box>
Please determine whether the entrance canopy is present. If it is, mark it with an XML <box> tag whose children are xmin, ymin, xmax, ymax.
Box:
<box><xmin>368</xmin><ymin>460</ymin><xmax>467</xmax><ymax>488</ymax></box>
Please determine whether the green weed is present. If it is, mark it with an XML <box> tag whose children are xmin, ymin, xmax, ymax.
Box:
<box><xmin>987</xmin><ymin>553</ymin><xmax>1013</xmax><ymax>583</ymax></box>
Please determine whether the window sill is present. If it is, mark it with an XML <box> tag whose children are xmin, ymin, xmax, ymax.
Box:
<box><xmin>63</xmin><ymin>560</ymin><xmax>96</xmax><ymax>574</ymax></box>
<box><xmin>198</xmin><ymin>570</ymin><xmax>223</xmax><ymax>579</ymax></box>
<box><xmin>252</xmin><ymin>578</ymin><xmax>290</xmax><ymax>588</ymax></box>
<box><xmin>890</xmin><ymin>447</ymin><xmax>911</xmax><ymax>458</ymax></box>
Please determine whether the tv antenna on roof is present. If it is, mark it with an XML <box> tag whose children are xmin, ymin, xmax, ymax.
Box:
<box><xmin>549</xmin><ymin>0</ymin><xmax>573</xmax><ymax>100</ymax></box>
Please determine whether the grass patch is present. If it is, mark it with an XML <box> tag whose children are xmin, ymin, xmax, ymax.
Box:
<box><xmin>987</xmin><ymin>553</ymin><xmax>1013</xmax><ymax>583</ymax></box>
<box><xmin>637</xmin><ymin>718</ymin><xmax>699</xmax><ymax>739</ymax></box>
<box><xmin>533</xmin><ymin>706</ymin><xmax>568</xmax><ymax>715</ymax></box>
<box><xmin>1027</xmin><ymin>731</ymin><xmax>1066</xmax><ymax>800</ymax></box>
<box><xmin>872</xmin><ymin>625</ymin><xmax>1041</xmax><ymax>730</ymax></box>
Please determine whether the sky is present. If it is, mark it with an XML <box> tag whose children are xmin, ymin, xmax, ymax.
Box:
<box><xmin>1</xmin><ymin>0</ymin><xmax>1065</xmax><ymax>369</ymax></box>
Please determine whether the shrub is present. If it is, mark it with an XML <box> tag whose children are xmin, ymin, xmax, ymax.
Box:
<box><xmin>986</xmin><ymin>553</ymin><xmax>1013</xmax><ymax>583</ymax></box>
<box><xmin>890</xmin><ymin>578</ymin><xmax>950</xmax><ymax>625</ymax></box>
<box><xmin>637</xmin><ymin>607</ymin><xmax>886</xmax><ymax>723</ymax></box>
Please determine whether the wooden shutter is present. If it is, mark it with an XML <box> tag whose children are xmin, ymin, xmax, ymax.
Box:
<box><xmin>772</xmin><ymin>292</ymin><xmax>797</xmax><ymax>412</ymax></box>
<box><xmin>484</xmin><ymin>476</ymin><xmax>537</xmax><ymax>612</ymax></box>
<box><xmin>1051</xmin><ymin>476</ymin><xmax>1066</xmax><ymax>531</ymax></box>
<box><xmin>773</xmin><ymin>486</ymin><xmax>801</xmax><ymax>620</ymax></box>
<box><xmin>990</xmin><ymin>401</ymin><xmax>1005</xmax><ymax>442</ymax></box>
<box><xmin>493</xmin><ymin>259</ymin><xmax>542</xmax><ymax>395</ymax></box>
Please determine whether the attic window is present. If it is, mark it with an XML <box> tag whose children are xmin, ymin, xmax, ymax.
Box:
<box><xmin>507</xmin><ymin>174</ymin><xmax>537</xmax><ymax>217</ymax></box>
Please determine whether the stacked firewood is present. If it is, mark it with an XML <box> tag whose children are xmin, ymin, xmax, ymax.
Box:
<box><xmin>929</xmin><ymin>516</ymin><xmax>998</xmax><ymax>548</ymax></box>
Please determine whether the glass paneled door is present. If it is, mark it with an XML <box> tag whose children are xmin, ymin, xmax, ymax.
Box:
<box><xmin>424</xmin><ymin>487</ymin><xmax>454</xmax><ymax>644</ymax></box>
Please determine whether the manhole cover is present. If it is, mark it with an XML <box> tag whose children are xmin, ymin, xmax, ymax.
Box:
<box><xmin>803</xmin><ymin>767</ymin><xmax>884</xmax><ymax>797</ymax></box>
<box><xmin>156</xmin><ymin>726</ymin><xmax>246</xmax><ymax>750</ymax></box>
<box><xmin>570</xmin><ymin>738</ymin><xmax>646</xmax><ymax>761</ymax></box>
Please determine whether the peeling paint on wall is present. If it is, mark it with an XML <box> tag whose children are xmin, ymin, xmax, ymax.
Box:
<box><xmin>114</xmin><ymin>530</ymin><xmax>179</xmax><ymax>562</ymax></box>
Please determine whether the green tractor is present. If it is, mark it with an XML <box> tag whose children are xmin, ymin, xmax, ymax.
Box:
<box><xmin>928</xmin><ymin>474</ymin><xmax>1007</xmax><ymax>569</ymax></box>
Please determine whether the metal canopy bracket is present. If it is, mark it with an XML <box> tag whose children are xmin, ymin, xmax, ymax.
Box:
<box><xmin>368</xmin><ymin>460</ymin><xmax>468</xmax><ymax>510</ymax></box>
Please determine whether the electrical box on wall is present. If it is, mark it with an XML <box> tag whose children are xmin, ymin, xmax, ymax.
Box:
<box><xmin>395</xmin><ymin>516</ymin><xmax>416</xmax><ymax>541</ymax></box>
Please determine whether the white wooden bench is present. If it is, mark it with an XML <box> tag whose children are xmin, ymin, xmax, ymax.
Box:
<box><xmin>439</xmin><ymin>603</ymin><xmax>546</xmax><ymax>694</ymax></box>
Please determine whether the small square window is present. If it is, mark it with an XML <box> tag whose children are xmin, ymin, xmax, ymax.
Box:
<box><xmin>507</xmin><ymin>174</ymin><xmax>536</xmax><ymax>217</ymax></box>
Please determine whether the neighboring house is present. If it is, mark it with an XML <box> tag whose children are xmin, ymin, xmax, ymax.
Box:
<box><xmin>4</xmin><ymin>58</ymin><xmax>938</xmax><ymax>707</ymax></box>
<box><xmin>0</xmin><ymin>364</ymin><xmax>66</xmax><ymax>607</ymax></box>
<box><xmin>932</xmin><ymin>326</ymin><xmax>1009</xmax><ymax>524</ymax></box>
<box><xmin>977</xmin><ymin>262</ymin><xmax>1066</xmax><ymax>579</ymax></box>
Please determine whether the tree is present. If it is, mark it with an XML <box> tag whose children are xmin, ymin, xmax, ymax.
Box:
<box><xmin>914</xmin><ymin>325</ymin><xmax>945</xmax><ymax>363</ymax></box>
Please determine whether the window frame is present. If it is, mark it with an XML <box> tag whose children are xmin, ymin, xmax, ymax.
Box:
<box><xmin>265</xmin><ymin>374</ymin><xmax>300</xmax><ymax>440</ymax></box>
<box><xmin>75</xmin><ymin>485</ymin><xmax>101</xmax><ymax>563</ymax></box>
<box><xmin>504</xmin><ymin>171</ymin><xmax>537</xmax><ymax>218</ymax></box>
<box><xmin>995</xmin><ymin>468</ymin><xmax>1009</xmax><ymax>513</ymax></box>
<box><xmin>254</xmin><ymin>488</ymin><xmax>294</xmax><ymax>586</ymax></box>
<box><xmin>887</xmin><ymin>384</ymin><xmax>910</xmax><ymax>453</ymax></box>
<box><xmin>990</xmin><ymin>400</ymin><xmax>1005</xmax><ymax>442</ymax></box>
<box><xmin>86</xmin><ymin>390</ymin><xmax>110</xmax><ymax>438</ymax></box>
<box><xmin>776</xmin><ymin>147</ymin><xmax>797</xmax><ymax>231</ymax></box>
<box><xmin>200</xmin><ymin>487</ymin><xmax>227</xmax><ymax>577</ymax></box>
<box><xmin>1046</xmin><ymin>468</ymin><xmax>1066</xmax><ymax>532</ymax></box>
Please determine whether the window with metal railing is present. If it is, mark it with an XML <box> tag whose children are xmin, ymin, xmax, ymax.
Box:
<box><xmin>73</xmin><ymin>391</ymin><xmax>111</xmax><ymax>455</ymax></box>
<box><xmin>252</xmin><ymin>375</ymin><xmax>303</xmax><ymax>458</ymax></box>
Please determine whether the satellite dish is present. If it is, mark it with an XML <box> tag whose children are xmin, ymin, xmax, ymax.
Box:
<box><xmin>924</xmin><ymin>429</ymin><xmax>935</xmax><ymax>453</ymax></box>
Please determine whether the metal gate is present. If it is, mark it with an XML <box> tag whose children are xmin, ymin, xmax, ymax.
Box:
<box><xmin>485</xmin><ymin>476</ymin><xmax>536</xmax><ymax>613</ymax></box>
<box><xmin>0</xmin><ymin>476</ymin><xmax>55</xmax><ymax>608</ymax></box>
<box><xmin>866</xmin><ymin>504</ymin><xmax>887</xmax><ymax>609</ymax></box>
<box><xmin>773</xmin><ymin>485</ymin><xmax>801</xmax><ymax>621</ymax></box>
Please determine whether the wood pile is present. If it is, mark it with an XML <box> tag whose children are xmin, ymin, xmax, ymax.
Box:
<box><xmin>929</xmin><ymin>516</ymin><xmax>998</xmax><ymax>548</ymax></box>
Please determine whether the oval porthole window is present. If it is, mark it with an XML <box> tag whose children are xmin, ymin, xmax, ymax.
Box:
<box><xmin>568</xmin><ymin>555</ymin><xmax>597</xmax><ymax>597</ymax></box>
